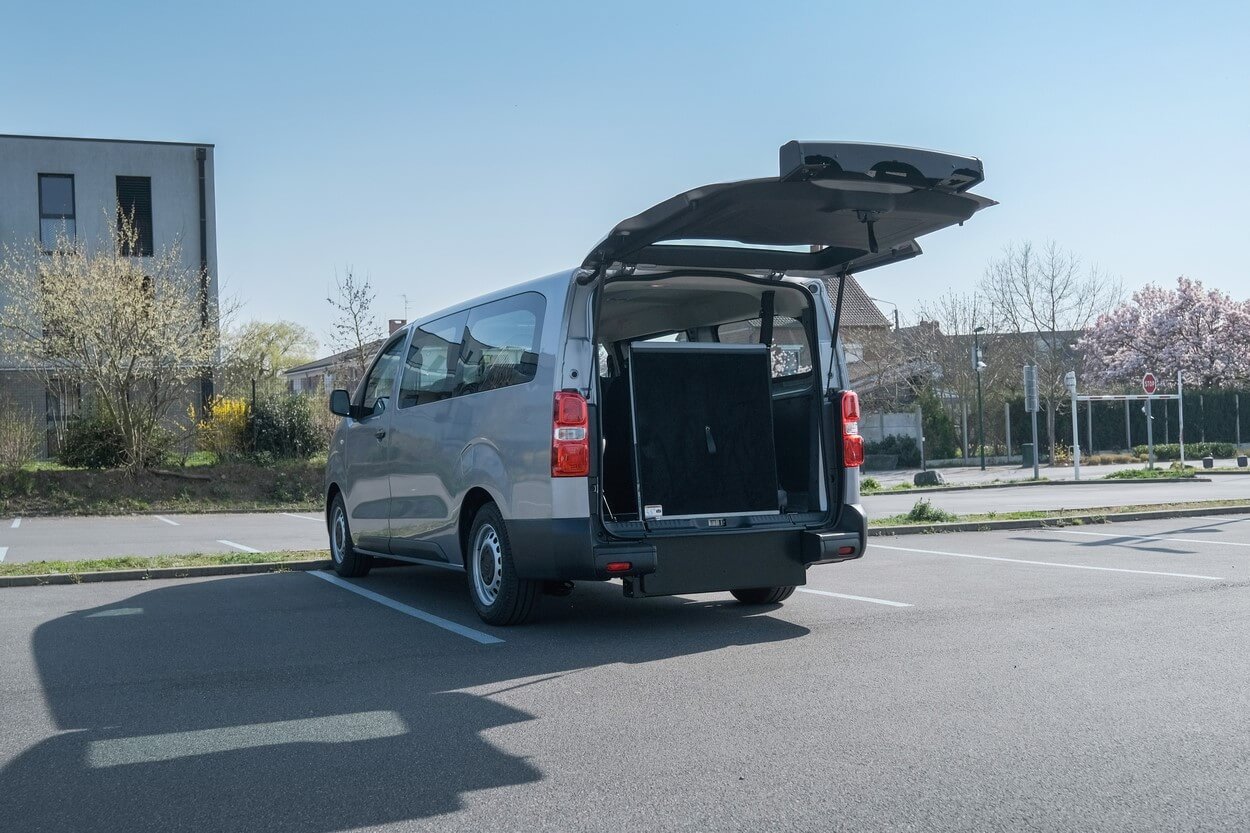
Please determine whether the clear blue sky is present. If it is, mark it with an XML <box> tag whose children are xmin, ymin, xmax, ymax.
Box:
<box><xmin>4</xmin><ymin>0</ymin><xmax>1247</xmax><ymax>350</ymax></box>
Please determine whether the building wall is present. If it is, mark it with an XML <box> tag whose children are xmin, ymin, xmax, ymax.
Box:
<box><xmin>0</xmin><ymin>135</ymin><xmax>218</xmax><ymax>457</ymax></box>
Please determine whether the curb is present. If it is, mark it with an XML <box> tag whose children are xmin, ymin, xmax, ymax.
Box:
<box><xmin>870</xmin><ymin>503</ymin><xmax>1250</xmax><ymax>536</ymax></box>
<box><xmin>0</xmin><ymin>506</ymin><xmax>322</xmax><ymax>520</ymax></box>
<box><xmin>864</xmin><ymin>477</ymin><xmax>1207</xmax><ymax>495</ymax></box>
<box><xmin>0</xmin><ymin>559</ymin><xmax>331</xmax><ymax>588</ymax></box>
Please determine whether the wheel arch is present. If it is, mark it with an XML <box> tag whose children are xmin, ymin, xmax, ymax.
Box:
<box><xmin>458</xmin><ymin>486</ymin><xmax>499</xmax><ymax>563</ymax></box>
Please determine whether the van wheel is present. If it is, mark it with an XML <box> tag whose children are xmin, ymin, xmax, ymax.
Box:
<box><xmin>466</xmin><ymin>503</ymin><xmax>539</xmax><ymax>626</ymax></box>
<box><xmin>730</xmin><ymin>586</ymin><xmax>796</xmax><ymax>604</ymax></box>
<box><xmin>328</xmin><ymin>494</ymin><xmax>372</xmax><ymax>578</ymax></box>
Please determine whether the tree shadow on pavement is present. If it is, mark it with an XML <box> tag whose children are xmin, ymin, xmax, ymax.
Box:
<box><xmin>0</xmin><ymin>570</ymin><xmax>807</xmax><ymax>832</ymax></box>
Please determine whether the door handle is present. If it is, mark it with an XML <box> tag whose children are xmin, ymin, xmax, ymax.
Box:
<box><xmin>374</xmin><ymin>429</ymin><xmax>387</xmax><ymax>440</ymax></box>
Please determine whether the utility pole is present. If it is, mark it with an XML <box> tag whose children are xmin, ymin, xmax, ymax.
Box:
<box><xmin>974</xmin><ymin>326</ymin><xmax>986</xmax><ymax>470</ymax></box>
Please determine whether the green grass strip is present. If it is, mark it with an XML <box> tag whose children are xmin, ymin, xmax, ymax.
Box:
<box><xmin>0</xmin><ymin>549</ymin><xmax>326</xmax><ymax>577</ymax></box>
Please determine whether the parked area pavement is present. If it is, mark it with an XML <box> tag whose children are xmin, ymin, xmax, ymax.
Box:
<box><xmin>1</xmin><ymin>513</ymin><xmax>1247</xmax><ymax>832</ymax></box>
<box><xmin>869</xmin><ymin>458</ymin><xmax>1249</xmax><ymax>488</ymax></box>
<box><xmin>865</xmin><ymin>475</ymin><xmax>1250</xmax><ymax>517</ymax></box>
<box><xmin>0</xmin><ymin>511</ymin><xmax>328</xmax><ymax>563</ymax></box>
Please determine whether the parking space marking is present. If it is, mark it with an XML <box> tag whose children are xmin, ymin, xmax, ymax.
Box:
<box><xmin>153</xmin><ymin>516</ymin><xmax>179</xmax><ymax>526</ymax></box>
<box><xmin>1055</xmin><ymin>528</ymin><xmax>1250</xmax><ymax>548</ymax></box>
<box><xmin>309</xmin><ymin>571</ymin><xmax>503</xmax><ymax>645</ymax></box>
<box><xmin>281</xmin><ymin>512</ymin><xmax>322</xmax><ymax>522</ymax></box>
<box><xmin>0</xmin><ymin>547</ymin><xmax>7</xmax><ymax>563</ymax></box>
<box><xmin>873</xmin><ymin>543</ymin><xmax>1225</xmax><ymax>580</ymax></box>
<box><xmin>797</xmin><ymin>588</ymin><xmax>913</xmax><ymax>607</ymax></box>
<box><xmin>10</xmin><ymin>518</ymin><xmax>20</xmax><ymax>529</ymax></box>
<box><xmin>217</xmin><ymin>540</ymin><xmax>262</xmax><ymax>553</ymax></box>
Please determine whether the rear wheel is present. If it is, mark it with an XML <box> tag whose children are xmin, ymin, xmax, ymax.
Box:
<box><xmin>466</xmin><ymin>503</ymin><xmax>540</xmax><ymax>626</ymax></box>
<box><xmin>730</xmin><ymin>586</ymin><xmax>796</xmax><ymax>605</ymax></box>
<box><xmin>328</xmin><ymin>493</ymin><xmax>372</xmax><ymax>578</ymax></box>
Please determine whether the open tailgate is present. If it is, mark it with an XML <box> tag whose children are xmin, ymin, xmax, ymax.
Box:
<box><xmin>582</xmin><ymin>141</ymin><xmax>995</xmax><ymax>276</ymax></box>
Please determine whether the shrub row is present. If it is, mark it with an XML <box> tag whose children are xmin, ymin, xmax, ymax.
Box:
<box><xmin>864</xmin><ymin>434</ymin><xmax>922</xmax><ymax>468</ymax></box>
<box><xmin>1130</xmin><ymin>442</ymin><xmax>1244</xmax><ymax>461</ymax></box>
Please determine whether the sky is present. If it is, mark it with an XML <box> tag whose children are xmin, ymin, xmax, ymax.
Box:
<box><xmin>3</xmin><ymin>0</ymin><xmax>1247</xmax><ymax>354</ymax></box>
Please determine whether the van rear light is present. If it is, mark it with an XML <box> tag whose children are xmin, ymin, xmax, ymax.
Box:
<box><xmin>552</xmin><ymin>391</ymin><xmax>590</xmax><ymax>477</ymax></box>
<box><xmin>841</xmin><ymin>390</ymin><xmax>863</xmax><ymax>468</ymax></box>
<box><xmin>604</xmin><ymin>561</ymin><xmax>633</xmax><ymax>573</ymax></box>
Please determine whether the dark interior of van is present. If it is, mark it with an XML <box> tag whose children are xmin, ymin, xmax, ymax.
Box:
<box><xmin>595</xmin><ymin>274</ymin><xmax>824</xmax><ymax>525</ymax></box>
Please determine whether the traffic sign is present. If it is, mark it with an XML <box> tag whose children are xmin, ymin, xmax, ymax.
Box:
<box><xmin>1142</xmin><ymin>373</ymin><xmax>1157</xmax><ymax>395</ymax></box>
<box><xmin>1023</xmin><ymin>364</ymin><xmax>1039</xmax><ymax>413</ymax></box>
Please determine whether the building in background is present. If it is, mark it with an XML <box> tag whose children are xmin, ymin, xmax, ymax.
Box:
<box><xmin>0</xmin><ymin>134</ymin><xmax>218</xmax><ymax>455</ymax></box>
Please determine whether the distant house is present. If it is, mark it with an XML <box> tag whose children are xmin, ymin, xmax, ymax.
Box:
<box><xmin>283</xmin><ymin>340</ymin><xmax>385</xmax><ymax>395</ymax></box>
<box><xmin>0</xmin><ymin>133</ymin><xmax>218</xmax><ymax>456</ymax></box>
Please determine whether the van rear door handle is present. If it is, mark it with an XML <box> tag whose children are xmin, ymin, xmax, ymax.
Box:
<box><xmin>374</xmin><ymin>429</ymin><xmax>387</xmax><ymax>440</ymax></box>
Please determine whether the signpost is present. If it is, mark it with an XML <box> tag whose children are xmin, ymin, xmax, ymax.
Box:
<box><xmin>1143</xmin><ymin>374</ymin><xmax>1155</xmax><ymax>469</ymax></box>
<box><xmin>1023</xmin><ymin>364</ymin><xmax>1040</xmax><ymax>480</ymax></box>
<box><xmin>1065</xmin><ymin>371</ymin><xmax>1080</xmax><ymax>481</ymax></box>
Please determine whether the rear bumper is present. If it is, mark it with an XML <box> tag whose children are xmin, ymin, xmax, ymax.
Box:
<box><xmin>508</xmin><ymin>503</ymin><xmax>867</xmax><ymax>596</ymax></box>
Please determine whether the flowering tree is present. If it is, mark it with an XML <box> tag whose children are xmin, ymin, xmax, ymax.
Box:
<box><xmin>0</xmin><ymin>218</ymin><xmax>221</xmax><ymax>471</ymax></box>
<box><xmin>1079</xmin><ymin>277</ymin><xmax>1250</xmax><ymax>389</ymax></box>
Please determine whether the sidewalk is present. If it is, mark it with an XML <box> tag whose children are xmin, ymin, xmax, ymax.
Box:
<box><xmin>866</xmin><ymin>458</ymin><xmax>1247</xmax><ymax>488</ymax></box>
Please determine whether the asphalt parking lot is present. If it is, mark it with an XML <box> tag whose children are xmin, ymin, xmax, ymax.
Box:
<box><xmin>2</xmin><ymin>515</ymin><xmax>1248</xmax><ymax>832</ymax></box>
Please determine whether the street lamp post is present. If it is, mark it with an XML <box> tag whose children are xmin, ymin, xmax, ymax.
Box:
<box><xmin>974</xmin><ymin>326</ymin><xmax>986</xmax><ymax>471</ymax></box>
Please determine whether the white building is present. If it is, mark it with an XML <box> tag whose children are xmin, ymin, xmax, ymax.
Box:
<box><xmin>0</xmin><ymin>134</ymin><xmax>219</xmax><ymax>455</ymax></box>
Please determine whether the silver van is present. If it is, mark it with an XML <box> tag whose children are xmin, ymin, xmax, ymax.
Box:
<box><xmin>325</xmin><ymin>141</ymin><xmax>993</xmax><ymax>624</ymax></box>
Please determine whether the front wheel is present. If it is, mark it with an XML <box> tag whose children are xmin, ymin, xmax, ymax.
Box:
<box><xmin>730</xmin><ymin>586</ymin><xmax>796</xmax><ymax>604</ymax></box>
<box><xmin>466</xmin><ymin>503</ymin><xmax>539</xmax><ymax>626</ymax></box>
<box><xmin>328</xmin><ymin>493</ymin><xmax>372</xmax><ymax>578</ymax></box>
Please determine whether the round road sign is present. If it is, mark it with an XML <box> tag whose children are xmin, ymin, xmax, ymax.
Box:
<box><xmin>1142</xmin><ymin>373</ymin><xmax>1158</xmax><ymax>394</ymax></box>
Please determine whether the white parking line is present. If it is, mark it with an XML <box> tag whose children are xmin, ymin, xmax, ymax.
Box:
<box><xmin>1055</xmin><ymin>529</ymin><xmax>1250</xmax><ymax>548</ymax></box>
<box><xmin>0</xmin><ymin>547</ymin><xmax>7</xmax><ymax>563</ymax></box>
<box><xmin>281</xmin><ymin>513</ymin><xmax>321</xmax><ymax>522</ymax></box>
<box><xmin>10</xmin><ymin>518</ymin><xmax>19</xmax><ymax>529</ymax></box>
<box><xmin>873</xmin><ymin>543</ymin><xmax>1225</xmax><ymax>581</ymax></box>
<box><xmin>797</xmin><ymin>588</ymin><xmax>913</xmax><ymax>607</ymax></box>
<box><xmin>153</xmin><ymin>516</ymin><xmax>179</xmax><ymax>526</ymax></box>
<box><xmin>217</xmin><ymin>540</ymin><xmax>262</xmax><ymax>553</ymax></box>
<box><xmin>309</xmin><ymin>571</ymin><xmax>503</xmax><ymax>645</ymax></box>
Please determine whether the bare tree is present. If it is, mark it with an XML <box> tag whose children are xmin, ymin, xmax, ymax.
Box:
<box><xmin>0</xmin><ymin>217</ymin><xmax>222</xmax><ymax>472</ymax></box>
<box><xmin>326</xmin><ymin>268</ymin><xmax>382</xmax><ymax>388</ymax></box>
<box><xmin>980</xmin><ymin>241</ymin><xmax>1121</xmax><ymax>460</ymax></box>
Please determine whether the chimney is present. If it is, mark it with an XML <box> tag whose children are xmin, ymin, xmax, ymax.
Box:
<box><xmin>388</xmin><ymin>319</ymin><xmax>406</xmax><ymax>335</ymax></box>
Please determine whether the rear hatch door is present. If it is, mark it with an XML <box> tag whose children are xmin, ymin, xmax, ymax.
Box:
<box><xmin>582</xmin><ymin>141</ymin><xmax>995</xmax><ymax>276</ymax></box>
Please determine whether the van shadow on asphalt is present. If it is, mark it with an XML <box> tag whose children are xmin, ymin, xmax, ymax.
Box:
<box><xmin>0</xmin><ymin>570</ymin><xmax>808</xmax><ymax>832</ymax></box>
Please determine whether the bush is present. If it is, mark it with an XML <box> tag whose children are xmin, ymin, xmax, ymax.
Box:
<box><xmin>906</xmin><ymin>498</ymin><xmax>957</xmax><ymax>523</ymax></box>
<box><xmin>861</xmin><ymin>476</ymin><xmax>881</xmax><ymax>494</ymax></box>
<box><xmin>1131</xmin><ymin>442</ymin><xmax>1238</xmax><ymax>461</ymax></box>
<box><xmin>57</xmin><ymin>413</ymin><xmax>172</xmax><ymax>469</ymax></box>
<box><xmin>1106</xmin><ymin>465</ymin><xmax>1196</xmax><ymax>479</ymax></box>
<box><xmin>864</xmin><ymin>434</ymin><xmax>922</xmax><ymax>468</ymax></box>
<box><xmin>0</xmin><ymin>397</ymin><xmax>41</xmax><ymax>474</ymax></box>
<box><xmin>248</xmin><ymin>393</ymin><xmax>328</xmax><ymax>460</ymax></box>
<box><xmin>916</xmin><ymin>387</ymin><xmax>958</xmax><ymax>459</ymax></box>
<box><xmin>197</xmin><ymin>396</ymin><xmax>249</xmax><ymax>459</ymax></box>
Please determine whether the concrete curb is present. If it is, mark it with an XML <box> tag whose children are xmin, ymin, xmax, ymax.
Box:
<box><xmin>864</xmin><ymin>477</ymin><xmax>1207</xmax><ymax>495</ymax></box>
<box><xmin>870</xmin><ymin>503</ymin><xmax>1250</xmax><ymax>536</ymax></box>
<box><xmin>1</xmin><ymin>506</ymin><xmax>322</xmax><ymax>520</ymax></box>
<box><xmin>0</xmin><ymin>559</ymin><xmax>331</xmax><ymax>588</ymax></box>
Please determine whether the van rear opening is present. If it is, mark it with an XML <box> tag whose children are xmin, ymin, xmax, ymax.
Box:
<box><xmin>594</xmin><ymin>273</ymin><xmax>829</xmax><ymax>537</ymax></box>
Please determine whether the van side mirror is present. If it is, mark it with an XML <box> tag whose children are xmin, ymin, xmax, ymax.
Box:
<box><xmin>329</xmin><ymin>389</ymin><xmax>352</xmax><ymax>418</ymax></box>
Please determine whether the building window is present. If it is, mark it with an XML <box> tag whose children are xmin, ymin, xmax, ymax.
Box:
<box><xmin>38</xmin><ymin>174</ymin><xmax>76</xmax><ymax>251</ymax></box>
<box><xmin>116</xmin><ymin>176</ymin><xmax>154</xmax><ymax>256</ymax></box>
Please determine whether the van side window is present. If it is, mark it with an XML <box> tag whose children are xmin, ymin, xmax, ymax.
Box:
<box><xmin>398</xmin><ymin>311</ymin><xmax>467</xmax><ymax>408</ymax></box>
<box><xmin>360</xmin><ymin>336</ymin><xmax>406</xmax><ymax>415</ymax></box>
<box><xmin>717</xmin><ymin>316</ymin><xmax>813</xmax><ymax>379</ymax></box>
<box><xmin>456</xmin><ymin>292</ymin><xmax>545</xmax><ymax>396</ymax></box>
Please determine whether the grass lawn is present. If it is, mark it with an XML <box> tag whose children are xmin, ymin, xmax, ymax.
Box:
<box><xmin>0</xmin><ymin>549</ymin><xmax>327</xmax><ymax>577</ymax></box>
<box><xmin>1104</xmin><ymin>465</ymin><xmax>1196</xmax><ymax>480</ymax></box>
<box><xmin>870</xmin><ymin>497</ymin><xmax>1250</xmax><ymax>527</ymax></box>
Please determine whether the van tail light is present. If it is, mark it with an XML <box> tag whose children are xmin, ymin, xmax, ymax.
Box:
<box><xmin>841</xmin><ymin>390</ymin><xmax>864</xmax><ymax>468</ymax></box>
<box><xmin>552</xmin><ymin>391</ymin><xmax>590</xmax><ymax>477</ymax></box>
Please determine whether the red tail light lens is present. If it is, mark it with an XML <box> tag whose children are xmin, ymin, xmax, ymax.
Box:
<box><xmin>552</xmin><ymin>391</ymin><xmax>590</xmax><ymax>477</ymax></box>
<box><xmin>841</xmin><ymin>390</ymin><xmax>863</xmax><ymax>468</ymax></box>
<box><xmin>604</xmin><ymin>561</ymin><xmax>633</xmax><ymax>573</ymax></box>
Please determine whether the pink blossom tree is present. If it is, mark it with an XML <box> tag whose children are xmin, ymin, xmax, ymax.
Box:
<box><xmin>1080</xmin><ymin>277</ymin><xmax>1250</xmax><ymax>390</ymax></box>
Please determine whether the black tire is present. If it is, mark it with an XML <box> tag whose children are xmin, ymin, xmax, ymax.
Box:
<box><xmin>730</xmin><ymin>586</ymin><xmax>797</xmax><ymax>605</ymax></box>
<box><xmin>328</xmin><ymin>493</ymin><xmax>372</xmax><ymax>578</ymax></box>
<box><xmin>465</xmin><ymin>503</ymin><xmax>539</xmax><ymax>626</ymax></box>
